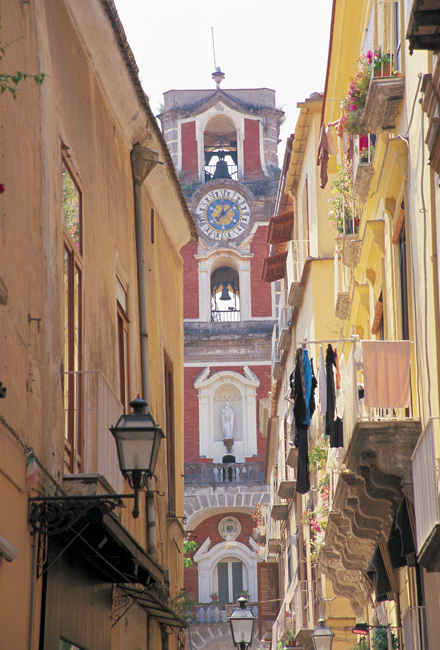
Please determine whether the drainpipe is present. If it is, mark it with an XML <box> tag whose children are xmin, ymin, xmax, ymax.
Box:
<box><xmin>131</xmin><ymin>143</ymin><xmax>161</xmax><ymax>561</ymax></box>
<box><xmin>27</xmin><ymin>533</ymin><xmax>38</xmax><ymax>650</ymax></box>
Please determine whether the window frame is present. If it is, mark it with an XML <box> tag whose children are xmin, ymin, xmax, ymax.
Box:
<box><xmin>62</xmin><ymin>149</ymin><xmax>84</xmax><ymax>474</ymax></box>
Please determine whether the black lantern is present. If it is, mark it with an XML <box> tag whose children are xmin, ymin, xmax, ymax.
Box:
<box><xmin>229</xmin><ymin>597</ymin><xmax>257</xmax><ymax>650</ymax></box>
<box><xmin>110</xmin><ymin>397</ymin><xmax>164</xmax><ymax>518</ymax></box>
<box><xmin>311</xmin><ymin>619</ymin><xmax>334</xmax><ymax>650</ymax></box>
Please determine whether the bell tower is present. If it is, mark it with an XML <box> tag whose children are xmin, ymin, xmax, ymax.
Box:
<box><xmin>159</xmin><ymin>73</ymin><xmax>284</xmax><ymax>637</ymax></box>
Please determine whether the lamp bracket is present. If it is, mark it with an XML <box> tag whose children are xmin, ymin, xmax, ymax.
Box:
<box><xmin>29</xmin><ymin>494</ymin><xmax>134</xmax><ymax>536</ymax></box>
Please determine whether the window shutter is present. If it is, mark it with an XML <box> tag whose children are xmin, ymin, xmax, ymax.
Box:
<box><xmin>257</xmin><ymin>562</ymin><xmax>281</xmax><ymax>640</ymax></box>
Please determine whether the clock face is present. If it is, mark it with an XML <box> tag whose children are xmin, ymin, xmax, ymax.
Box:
<box><xmin>196</xmin><ymin>188</ymin><xmax>250</xmax><ymax>240</ymax></box>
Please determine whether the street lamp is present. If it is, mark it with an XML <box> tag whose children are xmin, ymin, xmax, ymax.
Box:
<box><xmin>110</xmin><ymin>396</ymin><xmax>164</xmax><ymax>518</ymax></box>
<box><xmin>229</xmin><ymin>597</ymin><xmax>257</xmax><ymax>650</ymax></box>
<box><xmin>311</xmin><ymin>618</ymin><xmax>334</xmax><ymax>650</ymax></box>
<box><xmin>352</xmin><ymin>623</ymin><xmax>369</xmax><ymax>635</ymax></box>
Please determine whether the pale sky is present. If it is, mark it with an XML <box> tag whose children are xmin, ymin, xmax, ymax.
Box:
<box><xmin>113</xmin><ymin>0</ymin><xmax>333</xmax><ymax>152</ymax></box>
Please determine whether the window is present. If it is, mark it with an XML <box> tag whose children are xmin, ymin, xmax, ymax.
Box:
<box><xmin>217</xmin><ymin>558</ymin><xmax>244</xmax><ymax>603</ymax></box>
<box><xmin>164</xmin><ymin>352</ymin><xmax>176</xmax><ymax>516</ymax></box>
<box><xmin>399</xmin><ymin>213</ymin><xmax>409</xmax><ymax>340</ymax></box>
<box><xmin>211</xmin><ymin>266</ymin><xmax>240</xmax><ymax>322</ymax></box>
<box><xmin>116</xmin><ymin>277</ymin><xmax>130</xmax><ymax>410</ymax></box>
<box><xmin>204</xmin><ymin>115</ymin><xmax>238</xmax><ymax>181</ymax></box>
<box><xmin>62</xmin><ymin>152</ymin><xmax>83</xmax><ymax>474</ymax></box>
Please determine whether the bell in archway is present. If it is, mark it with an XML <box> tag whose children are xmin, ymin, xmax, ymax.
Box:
<box><xmin>219</xmin><ymin>285</ymin><xmax>231</xmax><ymax>301</ymax></box>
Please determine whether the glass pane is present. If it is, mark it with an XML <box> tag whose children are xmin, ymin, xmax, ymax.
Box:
<box><xmin>232</xmin><ymin>561</ymin><xmax>243</xmax><ymax>602</ymax></box>
<box><xmin>218</xmin><ymin>562</ymin><xmax>229</xmax><ymax>603</ymax></box>
<box><xmin>64</xmin><ymin>250</ymin><xmax>70</xmax><ymax>442</ymax></box>
<box><xmin>62</xmin><ymin>162</ymin><xmax>81</xmax><ymax>249</ymax></box>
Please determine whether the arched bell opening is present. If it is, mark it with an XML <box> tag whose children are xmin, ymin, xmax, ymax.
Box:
<box><xmin>204</xmin><ymin>115</ymin><xmax>238</xmax><ymax>181</ymax></box>
<box><xmin>211</xmin><ymin>266</ymin><xmax>240</xmax><ymax>322</ymax></box>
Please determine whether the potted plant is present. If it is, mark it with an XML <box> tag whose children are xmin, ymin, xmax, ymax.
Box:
<box><xmin>210</xmin><ymin>592</ymin><xmax>219</xmax><ymax>602</ymax></box>
<box><xmin>238</xmin><ymin>590</ymin><xmax>249</xmax><ymax>599</ymax></box>
<box><xmin>370</xmin><ymin>50</ymin><xmax>393</xmax><ymax>77</ymax></box>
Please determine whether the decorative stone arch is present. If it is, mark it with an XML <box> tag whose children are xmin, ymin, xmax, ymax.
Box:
<box><xmin>195</xmin><ymin>247</ymin><xmax>253</xmax><ymax>321</ymax></box>
<box><xmin>194</xmin><ymin>367</ymin><xmax>259</xmax><ymax>461</ymax></box>
<box><xmin>194</xmin><ymin>540</ymin><xmax>259</xmax><ymax>604</ymax></box>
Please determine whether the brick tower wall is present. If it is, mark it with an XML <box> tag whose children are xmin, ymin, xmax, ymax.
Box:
<box><xmin>243</xmin><ymin>119</ymin><xmax>265</xmax><ymax>180</ymax></box>
<box><xmin>181</xmin><ymin>121</ymin><xmax>199</xmax><ymax>182</ymax></box>
<box><xmin>250</xmin><ymin>225</ymin><xmax>272</xmax><ymax>317</ymax></box>
<box><xmin>182</xmin><ymin>241</ymin><xmax>199</xmax><ymax>319</ymax></box>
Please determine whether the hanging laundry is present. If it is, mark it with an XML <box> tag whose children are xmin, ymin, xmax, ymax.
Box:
<box><xmin>296</xmin><ymin>427</ymin><xmax>310</xmax><ymax>495</ymax></box>
<box><xmin>326</xmin><ymin>123</ymin><xmax>337</xmax><ymax>156</ymax></box>
<box><xmin>362</xmin><ymin>341</ymin><xmax>411</xmax><ymax>408</ymax></box>
<box><xmin>318</xmin><ymin>346</ymin><xmax>327</xmax><ymax>413</ymax></box>
<box><xmin>325</xmin><ymin>344</ymin><xmax>343</xmax><ymax>447</ymax></box>
<box><xmin>291</xmin><ymin>347</ymin><xmax>318</xmax><ymax>495</ymax></box>
<box><xmin>317</xmin><ymin>123</ymin><xmax>329</xmax><ymax>189</ymax></box>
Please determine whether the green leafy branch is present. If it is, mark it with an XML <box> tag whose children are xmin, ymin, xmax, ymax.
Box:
<box><xmin>0</xmin><ymin>46</ymin><xmax>46</xmax><ymax>100</ymax></box>
<box><xmin>183</xmin><ymin>540</ymin><xmax>197</xmax><ymax>568</ymax></box>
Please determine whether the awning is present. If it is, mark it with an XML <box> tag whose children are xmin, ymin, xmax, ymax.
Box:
<box><xmin>366</xmin><ymin>541</ymin><xmax>397</xmax><ymax>602</ymax></box>
<box><xmin>266</xmin><ymin>211</ymin><xmax>293</xmax><ymax>245</ymax></box>
<box><xmin>30</xmin><ymin>496</ymin><xmax>165</xmax><ymax>586</ymax></box>
<box><xmin>387</xmin><ymin>497</ymin><xmax>417</xmax><ymax>568</ymax></box>
<box><xmin>261</xmin><ymin>251</ymin><xmax>288</xmax><ymax>282</ymax></box>
<box><xmin>116</xmin><ymin>585</ymin><xmax>188</xmax><ymax>628</ymax></box>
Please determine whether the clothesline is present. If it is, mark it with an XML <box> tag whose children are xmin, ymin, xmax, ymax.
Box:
<box><xmin>300</xmin><ymin>337</ymin><xmax>358</xmax><ymax>346</ymax></box>
<box><xmin>300</xmin><ymin>337</ymin><xmax>414</xmax><ymax>346</ymax></box>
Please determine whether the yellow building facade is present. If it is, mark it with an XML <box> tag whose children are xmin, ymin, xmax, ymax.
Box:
<box><xmin>262</xmin><ymin>1</ymin><xmax>440</xmax><ymax>649</ymax></box>
<box><xmin>0</xmin><ymin>1</ymin><xmax>196</xmax><ymax>648</ymax></box>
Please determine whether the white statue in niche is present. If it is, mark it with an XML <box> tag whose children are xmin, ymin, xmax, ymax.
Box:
<box><xmin>221</xmin><ymin>402</ymin><xmax>235</xmax><ymax>439</ymax></box>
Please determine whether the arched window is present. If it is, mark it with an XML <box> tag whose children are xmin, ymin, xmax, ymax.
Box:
<box><xmin>211</xmin><ymin>266</ymin><xmax>240</xmax><ymax>322</ymax></box>
<box><xmin>216</xmin><ymin>557</ymin><xmax>244</xmax><ymax>603</ymax></box>
<box><xmin>204</xmin><ymin>115</ymin><xmax>238</xmax><ymax>181</ymax></box>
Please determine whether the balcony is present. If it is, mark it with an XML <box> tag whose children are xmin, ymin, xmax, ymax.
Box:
<box><xmin>412</xmin><ymin>418</ymin><xmax>440</xmax><ymax>571</ymax></box>
<box><xmin>352</xmin><ymin>135</ymin><xmax>375</xmax><ymax>205</ymax></box>
<box><xmin>278</xmin><ymin>306</ymin><xmax>293</xmax><ymax>351</ymax></box>
<box><xmin>63</xmin><ymin>370</ymin><xmax>124</xmax><ymax>494</ymax></box>
<box><xmin>271</xmin><ymin>503</ymin><xmax>289</xmax><ymax>521</ymax></box>
<box><xmin>319</xmin><ymin>341</ymin><xmax>420</xmax><ymax>615</ymax></box>
<box><xmin>286</xmin><ymin>240</ymin><xmax>309</xmax><ymax>307</ymax></box>
<box><xmin>184</xmin><ymin>461</ymin><xmax>265</xmax><ymax>486</ymax></box>
<box><xmin>292</xmin><ymin>579</ymin><xmax>316</xmax><ymax>647</ymax></box>
<box><xmin>271</xmin><ymin>325</ymin><xmax>284</xmax><ymax>380</ymax></box>
<box><xmin>363</xmin><ymin>75</ymin><xmax>405</xmax><ymax>134</ymax></box>
<box><xmin>187</xmin><ymin>601</ymin><xmax>258</xmax><ymax>625</ymax></box>
<box><xmin>267</xmin><ymin>518</ymin><xmax>282</xmax><ymax>554</ymax></box>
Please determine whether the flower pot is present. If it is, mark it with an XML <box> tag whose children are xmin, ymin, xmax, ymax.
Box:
<box><xmin>374</xmin><ymin>63</ymin><xmax>391</xmax><ymax>77</ymax></box>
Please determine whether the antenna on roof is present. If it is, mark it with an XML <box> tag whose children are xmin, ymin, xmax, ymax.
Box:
<box><xmin>211</xmin><ymin>27</ymin><xmax>225</xmax><ymax>89</ymax></box>
<box><xmin>211</xmin><ymin>27</ymin><xmax>217</xmax><ymax>70</ymax></box>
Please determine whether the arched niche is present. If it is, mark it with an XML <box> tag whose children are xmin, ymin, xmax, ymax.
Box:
<box><xmin>211</xmin><ymin>266</ymin><xmax>240</xmax><ymax>321</ymax></box>
<box><xmin>194</xmin><ymin>367</ymin><xmax>260</xmax><ymax>461</ymax></box>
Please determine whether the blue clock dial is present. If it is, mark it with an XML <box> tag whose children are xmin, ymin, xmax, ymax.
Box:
<box><xmin>206</xmin><ymin>198</ymin><xmax>241</xmax><ymax>232</ymax></box>
<box><xmin>196</xmin><ymin>189</ymin><xmax>250</xmax><ymax>240</ymax></box>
